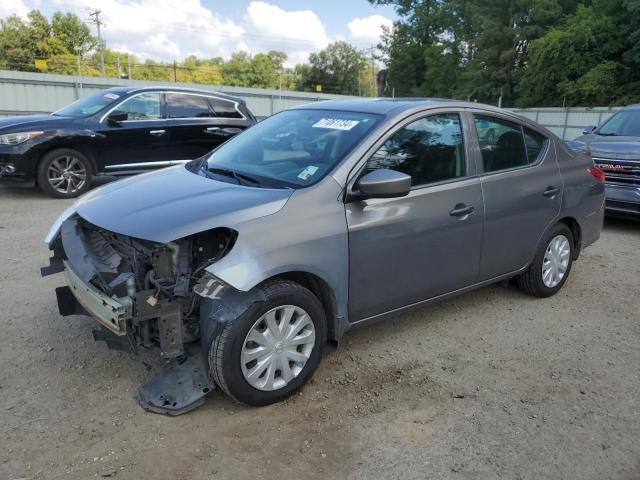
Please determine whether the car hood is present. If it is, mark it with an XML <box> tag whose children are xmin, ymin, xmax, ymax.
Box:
<box><xmin>54</xmin><ymin>165</ymin><xmax>294</xmax><ymax>243</ymax></box>
<box><xmin>0</xmin><ymin>114</ymin><xmax>71</xmax><ymax>132</ymax></box>
<box><xmin>572</xmin><ymin>134</ymin><xmax>640</xmax><ymax>159</ymax></box>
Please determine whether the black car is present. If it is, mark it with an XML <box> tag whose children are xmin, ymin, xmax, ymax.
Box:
<box><xmin>0</xmin><ymin>86</ymin><xmax>256</xmax><ymax>198</ymax></box>
<box><xmin>569</xmin><ymin>104</ymin><xmax>640</xmax><ymax>216</ymax></box>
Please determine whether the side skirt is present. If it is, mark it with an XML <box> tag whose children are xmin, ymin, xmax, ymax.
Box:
<box><xmin>347</xmin><ymin>266</ymin><xmax>529</xmax><ymax>329</ymax></box>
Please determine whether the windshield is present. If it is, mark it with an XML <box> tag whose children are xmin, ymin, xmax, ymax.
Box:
<box><xmin>597</xmin><ymin>109</ymin><xmax>640</xmax><ymax>136</ymax></box>
<box><xmin>203</xmin><ymin>109</ymin><xmax>382</xmax><ymax>188</ymax></box>
<box><xmin>53</xmin><ymin>91</ymin><xmax>121</xmax><ymax>117</ymax></box>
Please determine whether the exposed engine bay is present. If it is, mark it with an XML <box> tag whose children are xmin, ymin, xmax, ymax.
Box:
<box><xmin>46</xmin><ymin>216</ymin><xmax>236</xmax><ymax>359</ymax></box>
<box><xmin>40</xmin><ymin>215</ymin><xmax>241</xmax><ymax>414</ymax></box>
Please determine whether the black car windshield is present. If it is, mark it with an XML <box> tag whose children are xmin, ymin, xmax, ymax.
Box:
<box><xmin>53</xmin><ymin>90</ymin><xmax>122</xmax><ymax>117</ymax></box>
<box><xmin>597</xmin><ymin>109</ymin><xmax>640</xmax><ymax>136</ymax></box>
<box><xmin>204</xmin><ymin>109</ymin><xmax>382</xmax><ymax>188</ymax></box>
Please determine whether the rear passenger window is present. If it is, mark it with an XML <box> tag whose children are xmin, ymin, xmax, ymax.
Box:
<box><xmin>209</xmin><ymin>98</ymin><xmax>244</xmax><ymax>119</ymax></box>
<box><xmin>523</xmin><ymin>127</ymin><xmax>546</xmax><ymax>161</ymax></box>
<box><xmin>166</xmin><ymin>93</ymin><xmax>213</xmax><ymax>118</ymax></box>
<box><xmin>474</xmin><ymin>115</ymin><xmax>547</xmax><ymax>173</ymax></box>
<box><xmin>364</xmin><ymin>113</ymin><xmax>466</xmax><ymax>187</ymax></box>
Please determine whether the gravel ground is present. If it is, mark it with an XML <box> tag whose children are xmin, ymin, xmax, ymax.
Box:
<box><xmin>1</xmin><ymin>183</ymin><xmax>639</xmax><ymax>480</ymax></box>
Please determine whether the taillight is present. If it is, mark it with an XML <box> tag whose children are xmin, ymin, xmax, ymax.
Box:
<box><xmin>588</xmin><ymin>166</ymin><xmax>605</xmax><ymax>183</ymax></box>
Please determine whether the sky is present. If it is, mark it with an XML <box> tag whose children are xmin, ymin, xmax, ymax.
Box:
<box><xmin>1</xmin><ymin>0</ymin><xmax>398</xmax><ymax>66</ymax></box>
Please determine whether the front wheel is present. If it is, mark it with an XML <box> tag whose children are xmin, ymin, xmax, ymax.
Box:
<box><xmin>37</xmin><ymin>148</ymin><xmax>93</xmax><ymax>198</ymax></box>
<box><xmin>516</xmin><ymin>223</ymin><xmax>574</xmax><ymax>297</ymax></box>
<box><xmin>209</xmin><ymin>279</ymin><xmax>327</xmax><ymax>406</ymax></box>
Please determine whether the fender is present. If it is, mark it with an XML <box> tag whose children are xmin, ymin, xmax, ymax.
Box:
<box><xmin>205</xmin><ymin>178</ymin><xmax>350</xmax><ymax>339</ymax></box>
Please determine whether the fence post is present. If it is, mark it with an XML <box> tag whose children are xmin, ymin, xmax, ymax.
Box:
<box><xmin>561</xmin><ymin>107</ymin><xmax>570</xmax><ymax>140</ymax></box>
<box><xmin>75</xmin><ymin>55</ymin><xmax>82</xmax><ymax>100</ymax></box>
<box><xmin>270</xmin><ymin>94</ymin><xmax>275</xmax><ymax>115</ymax></box>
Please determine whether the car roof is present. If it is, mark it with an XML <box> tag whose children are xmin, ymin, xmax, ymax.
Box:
<box><xmin>293</xmin><ymin>97</ymin><xmax>509</xmax><ymax>116</ymax></box>
<box><xmin>103</xmin><ymin>86</ymin><xmax>244</xmax><ymax>103</ymax></box>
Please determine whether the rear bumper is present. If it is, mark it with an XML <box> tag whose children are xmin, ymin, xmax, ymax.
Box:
<box><xmin>604</xmin><ymin>184</ymin><xmax>640</xmax><ymax>215</ymax></box>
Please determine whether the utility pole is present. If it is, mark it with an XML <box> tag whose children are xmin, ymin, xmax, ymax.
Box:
<box><xmin>88</xmin><ymin>9</ymin><xmax>106</xmax><ymax>77</ymax></box>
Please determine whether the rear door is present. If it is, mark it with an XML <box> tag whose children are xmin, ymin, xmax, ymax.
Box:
<box><xmin>346</xmin><ymin>110</ymin><xmax>485</xmax><ymax>321</ymax></box>
<box><xmin>163</xmin><ymin>92</ymin><xmax>250</xmax><ymax>162</ymax></box>
<box><xmin>93</xmin><ymin>91</ymin><xmax>173</xmax><ymax>173</ymax></box>
<box><xmin>468</xmin><ymin>111</ymin><xmax>563</xmax><ymax>280</ymax></box>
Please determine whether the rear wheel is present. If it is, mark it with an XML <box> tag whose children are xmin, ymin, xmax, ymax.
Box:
<box><xmin>209</xmin><ymin>279</ymin><xmax>327</xmax><ymax>406</ymax></box>
<box><xmin>37</xmin><ymin>148</ymin><xmax>92</xmax><ymax>198</ymax></box>
<box><xmin>516</xmin><ymin>223</ymin><xmax>574</xmax><ymax>297</ymax></box>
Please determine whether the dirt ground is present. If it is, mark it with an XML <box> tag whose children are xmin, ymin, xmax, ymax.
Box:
<box><xmin>1</xmin><ymin>183</ymin><xmax>639</xmax><ymax>480</ymax></box>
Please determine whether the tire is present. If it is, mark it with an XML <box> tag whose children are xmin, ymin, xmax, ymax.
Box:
<box><xmin>516</xmin><ymin>223</ymin><xmax>574</xmax><ymax>298</ymax></box>
<box><xmin>37</xmin><ymin>148</ymin><xmax>93</xmax><ymax>198</ymax></box>
<box><xmin>209</xmin><ymin>279</ymin><xmax>327</xmax><ymax>406</ymax></box>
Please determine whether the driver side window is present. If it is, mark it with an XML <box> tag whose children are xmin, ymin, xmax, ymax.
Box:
<box><xmin>115</xmin><ymin>92</ymin><xmax>161</xmax><ymax>121</ymax></box>
<box><xmin>364</xmin><ymin>113</ymin><xmax>466</xmax><ymax>187</ymax></box>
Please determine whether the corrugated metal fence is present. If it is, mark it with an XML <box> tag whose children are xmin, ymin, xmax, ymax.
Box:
<box><xmin>0</xmin><ymin>70</ymin><xmax>623</xmax><ymax>140</ymax></box>
<box><xmin>0</xmin><ymin>70</ymin><xmax>356</xmax><ymax>120</ymax></box>
<box><xmin>509</xmin><ymin>107</ymin><xmax>621</xmax><ymax>141</ymax></box>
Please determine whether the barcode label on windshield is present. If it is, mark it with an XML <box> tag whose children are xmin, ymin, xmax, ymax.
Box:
<box><xmin>312</xmin><ymin>118</ymin><xmax>360</xmax><ymax>131</ymax></box>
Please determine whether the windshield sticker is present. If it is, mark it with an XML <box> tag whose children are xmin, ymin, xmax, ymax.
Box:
<box><xmin>297</xmin><ymin>165</ymin><xmax>319</xmax><ymax>181</ymax></box>
<box><xmin>103</xmin><ymin>93</ymin><xmax>120</xmax><ymax>100</ymax></box>
<box><xmin>312</xmin><ymin>118</ymin><xmax>360</xmax><ymax>131</ymax></box>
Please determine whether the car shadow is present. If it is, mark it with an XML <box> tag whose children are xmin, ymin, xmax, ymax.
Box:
<box><xmin>604</xmin><ymin>214</ymin><xmax>640</xmax><ymax>233</ymax></box>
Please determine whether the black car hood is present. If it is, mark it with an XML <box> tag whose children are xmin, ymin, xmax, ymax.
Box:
<box><xmin>72</xmin><ymin>165</ymin><xmax>293</xmax><ymax>243</ymax></box>
<box><xmin>573</xmin><ymin>134</ymin><xmax>640</xmax><ymax>159</ymax></box>
<box><xmin>0</xmin><ymin>114</ymin><xmax>72</xmax><ymax>133</ymax></box>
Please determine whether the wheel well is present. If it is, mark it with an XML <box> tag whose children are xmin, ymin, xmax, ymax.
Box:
<box><xmin>272</xmin><ymin>271</ymin><xmax>338</xmax><ymax>346</ymax></box>
<box><xmin>36</xmin><ymin>145</ymin><xmax>98</xmax><ymax>181</ymax></box>
<box><xmin>557</xmin><ymin>217</ymin><xmax>582</xmax><ymax>259</ymax></box>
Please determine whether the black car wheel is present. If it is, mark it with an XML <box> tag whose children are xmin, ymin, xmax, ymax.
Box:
<box><xmin>37</xmin><ymin>148</ymin><xmax>92</xmax><ymax>199</ymax></box>
<box><xmin>516</xmin><ymin>223</ymin><xmax>574</xmax><ymax>297</ymax></box>
<box><xmin>209</xmin><ymin>279</ymin><xmax>327</xmax><ymax>406</ymax></box>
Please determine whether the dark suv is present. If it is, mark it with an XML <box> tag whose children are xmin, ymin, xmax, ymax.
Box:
<box><xmin>570</xmin><ymin>104</ymin><xmax>640</xmax><ymax>215</ymax></box>
<box><xmin>0</xmin><ymin>86</ymin><xmax>256</xmax><ymax>198</ymax></box>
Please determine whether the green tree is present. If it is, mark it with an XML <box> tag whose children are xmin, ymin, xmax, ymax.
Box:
<box><xmin>0</xmin><ymin>10</ymin><xmax>96</xmax><ymax>72</ymax></box>
<box><xmin>51</xmin><ymin>12</ymin><xmax>96</xmax><ymax>55</ymax></box>
<box><xmin>371</xmin><ymin>0</ymin><xmax>581</xmax><ymax>104</ymax></box>
<box><xmin>298</xmin><ymin>41</ymin><xmax>367</xmax><ymax>95</ymax></box>
<box><xmin>221</xmin><ymin>51</ymin><xmax>252</xmax><ymax>86</ymax></box>
<box><xmin>515</xmin><ymin>0</ymin><xmax>640</xmax><ymax>106</ymax></box>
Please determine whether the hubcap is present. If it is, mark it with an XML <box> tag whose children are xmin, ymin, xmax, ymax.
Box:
<box><xmin>542</xmin><ymin>234</ymin><xmax>570</xmax><ymax>288</ymax></box>
<box><xmin>47</xmin><ymin>155</ymin><xmax>87</xmax><ymax>194</ymax></box>
<box><xmin>241</xmin><ymin>305</ymin><xmax>315</xmax><ymax>391</ymax></box>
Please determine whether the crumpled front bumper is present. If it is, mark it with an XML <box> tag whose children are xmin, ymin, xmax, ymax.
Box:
<box><xmin>61</xmin><ymin>260</ymin><xmax>132</xmax><ymax>335</ymax></box>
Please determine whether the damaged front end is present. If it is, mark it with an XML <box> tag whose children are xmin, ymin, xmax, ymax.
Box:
<box><xmin>42</xmin><ymin>215</ymin><xmax>236</xmax><ymax>414</ymax></box>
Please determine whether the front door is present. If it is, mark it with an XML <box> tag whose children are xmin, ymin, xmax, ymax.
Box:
<box><xmin>94</xmin><ymin>91</ymin><xmax>173</xmax><ymax>173</ymax></box>
<box><xmin>346</xmin><ymin>112</ymin><xmax>484</xmax><ymax>321</ymax></box>
<box><xmin>469</xmin><ymin>112</ymin><xmax>563</xmax><ymax>280</ymax></box>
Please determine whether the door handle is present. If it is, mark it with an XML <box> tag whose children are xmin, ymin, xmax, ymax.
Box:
<box><xmin>205</xmin><ymin>127</ymin><xmax>242</xmax><ymax>136</ymax></box>
<box><xmin>149</xmin><ymin>129</ymin><xmax>166</xmax><ymax>137</ymax></box>
<box><xmin>449</xmin><ymin>204</ymin><xmax>475</xmax><ymax>218</ymax></box>
<box><xmin>543</xmin><ymin>186</ymin><xmax>560</xmax><ymax>197</ymax></box>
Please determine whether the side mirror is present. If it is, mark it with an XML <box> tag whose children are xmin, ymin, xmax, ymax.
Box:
<box><xmin>107</xmin><ymin>112</ymin><xmax>128</xmax><ymax>126</ymax></box>
<box><xmin>582</xmin><ymin>125</ymin><xmax>597</xmax><ymax>135</ymax></box>
<box><xmin>352</xmin><ymin>169</ymin><xmax>412</xmax><ymax>200</ymax></box>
